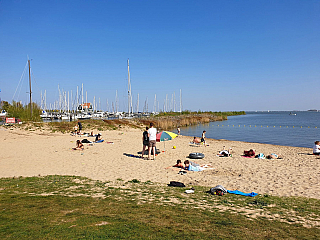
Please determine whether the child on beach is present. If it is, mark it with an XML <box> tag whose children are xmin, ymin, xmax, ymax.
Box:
<box><xmin>201</xmin><ymin>130</ymin><xmax>206</xmax><ymax>146</ymax></box>
<box><xmin>313</xmin><ymin>141</ymin><xmax>320</xmax><ymax>155</ymax></box>
<box><xmin>141</xmin><ymin>127</ymin><xmax>149</xmax><ymax>158</ymax></box>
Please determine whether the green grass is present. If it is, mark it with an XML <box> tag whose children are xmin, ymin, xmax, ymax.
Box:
<box><xmin>0</xmin><ymin>176</ymin><xmax>319</xmax><ymax>239</ymax></box>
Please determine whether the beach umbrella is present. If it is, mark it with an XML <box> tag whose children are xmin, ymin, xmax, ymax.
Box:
<box><xmin>156</xmin><ymin>131</ymin><xmax>178</xmax><ymax>152</ymax></box>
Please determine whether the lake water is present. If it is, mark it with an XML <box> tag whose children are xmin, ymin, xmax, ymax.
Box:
<box><xmin>181</xmin><ymin>111</ymin><xmax>320</xmax><ymax>148</ymax></box>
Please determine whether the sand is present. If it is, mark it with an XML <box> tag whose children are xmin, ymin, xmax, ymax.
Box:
<box><xmin>0</xmin><ymin>126</ymin><xmax>319</xmax><ymax>199</ymax></box>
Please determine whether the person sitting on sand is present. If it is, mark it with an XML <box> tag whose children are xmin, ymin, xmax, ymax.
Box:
<box><xmin>217</xmin><ymin>147</ymin><xmax>232</xmax><ymax>157</ymax></box>
<box><xmin>313</xmin><ymin>141</ymin><xmax>320</xmax><ymax>155</ymax></box>
<box><xmin>165</xmin><ymin>160</ymin><xmax>184</xmax><ymax>169</ymax></box>
<box><xmin>244</xmin><ymin>149</ymin><xmax>255</xmax><ymax>157</ymax></box>
<box><xmin>95</xmin><ymin>133</ymin><xmax>102</xmax><ymax>142</ymax></box>
<box><xmin>184</xmin><ymin>160</ymin><xmax>213</xmax><ymax>172</ymax></box>
<box><xmin>192</xmin><ymin>137</ymin><xmax>201</xmax><ymax>144</ymax></box>
<box><xmin>73</xmin><ymin>140</ymin><xmax>84</xmax><ymax>150</ymax></box>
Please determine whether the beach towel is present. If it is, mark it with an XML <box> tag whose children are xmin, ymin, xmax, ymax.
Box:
<box><xmin>227</xmin><ymin>190</ymin><xmax>258</xmax><ymax>197</ymax></box>
<box><xmin>189</xmin><ymin>142</ymin><xmax>201</xmax><ymax>146</ymax></box>
<box><xmin>95</xmin><ymin>139</ymin><xmax>104</xmax><ymax>143</ymax></box>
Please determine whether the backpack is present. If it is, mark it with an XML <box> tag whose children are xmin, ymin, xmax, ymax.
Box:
<box><xmin>210</xmin><ymin>185</ymin><xmax>227</xmax><ymax>195</ymax></box>
<box><xmin>168</xmin><ymin>181</ymin><xmax>186</xmax><ymax>187</ymax></box>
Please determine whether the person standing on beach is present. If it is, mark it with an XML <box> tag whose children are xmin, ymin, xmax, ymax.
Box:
<box><xmin>141</xmin><ymin>127</ymin><xmax>149</xmax><ymax>158</ymax></box>
<box><xmin>201</xmin><ymin>130</ymin><xmax>206</xmax><ymax>146</ymax></box>
<box><xmin>177</xmin><ymin>126</ymin><xmax>180</xmax><ymax>135</ymax></box>
<box><xmin>148</xmin><ymin>123</ymin><xmax>157</xmax><ymax>160</ymax></box>
<box><xmin>78</xmin><ymin>120</ymin><xmax>82</xmax><ymax>134</ymax></box>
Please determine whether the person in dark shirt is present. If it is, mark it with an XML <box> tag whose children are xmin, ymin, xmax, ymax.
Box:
<box><xmin>77</xmin><ymin>120</ymin><xmax>82</xmax><ymax>134</ymax></box>
<box><xmin>141</xmin><ymin>127</ymin><xmax>149</xmax><ymax>158</ymax></box>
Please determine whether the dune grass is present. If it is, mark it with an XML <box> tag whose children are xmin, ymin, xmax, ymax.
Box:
<box><xmin>0</xmin><ymin>175</ymin><xmax>319</xmax><ymax>239</ymax></box>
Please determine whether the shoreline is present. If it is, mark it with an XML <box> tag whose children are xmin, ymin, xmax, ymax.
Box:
<box><xmin>1</xmin><ymin>126</ymin><xmax>319</xmax><ymax>199</ymax></box>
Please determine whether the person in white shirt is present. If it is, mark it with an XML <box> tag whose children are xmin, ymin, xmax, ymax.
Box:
<box><xmin>313</xmin><ymin>141</ymin><xmax>320</xmax><ymax>155</ymax></box>
<box><xmin>148</xmin><ymin>123</ymin><xmax>157</xmax><ymax>160</ymax></box>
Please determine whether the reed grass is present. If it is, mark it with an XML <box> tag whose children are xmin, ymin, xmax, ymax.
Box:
<box><xmin>4</xmin><ymin>111</ymin><xmax>245</xmax><ymax>133</ymax></box>
<box><xmin>140</xmin><ymin>111</ymin><xmax>245</xmax><ymax>130</ymax></box>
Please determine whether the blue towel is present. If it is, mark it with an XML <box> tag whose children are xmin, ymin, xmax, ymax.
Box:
<box><xmin>227</xmin><ymin>190</ymin><xmax>258</xmax><ymax>197</ymax></box>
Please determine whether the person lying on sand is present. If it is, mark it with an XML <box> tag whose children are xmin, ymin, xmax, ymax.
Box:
<box><xmin>192</xmin><ymin>137</ymin><xmax>201</xmax><ymax>144</ymax></box>
<box><xmin>266</xmin><ymin>153</ymin><xmax>282</xmax><ymax>159</ymax></box>
<box><xmin>217</xmin><ymin>147</ymin><xmax>232</xmax><ymax>157</ymax></box>
<box><xmin>165</xmin><ymin>160</ymin><xmax>184</xmax><ymax>169</ymax></box>
<box><xmin>72</xmin><ymin>140</ymin><xmax>84</xmax><ymax>150</ymax></box>
<box><xmin>184</xmin><ymin>160</ymin><xmax>213</xmax><ymax>171</ymax></box>
<box><xmin>243</xmin><ymin>149</ymin><xmax>255</xmax><ymax>157</ymax></box>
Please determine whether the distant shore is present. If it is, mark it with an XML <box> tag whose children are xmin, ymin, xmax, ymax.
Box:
<box><xmin>1</xmin><ymin>125</ymin><xmax>319</xmax><ymax>199</ymax></box>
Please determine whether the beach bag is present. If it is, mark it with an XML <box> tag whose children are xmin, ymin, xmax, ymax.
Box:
<box><xmin>81</xmin><ymin>139</ymin><xmax>92</xmax><ymax>143</ymax></box>
<box><xmin>257</xmin><ymin>153</ymin><xmax>265</xmax><ymax>159</ymax></box>
<box><xmin>168</xmin><ymin>181</ymin><xmax>186</xmax><ymax>187</ymax></box>
<box><xmin>210</xmin><ymin>185</ymin><xmax>227</xmax><ymax>195</ymax></box>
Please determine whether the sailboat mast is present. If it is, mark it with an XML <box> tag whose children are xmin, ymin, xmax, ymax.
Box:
<box><xmin>127</xmin><ymin>58</ymin><xmax>131</xmax><ymax>116</ymax></box>
<box><xmin>28</xmin><ymin>60</ymin><xmax>32</xmax><ymax>116</ymax></box>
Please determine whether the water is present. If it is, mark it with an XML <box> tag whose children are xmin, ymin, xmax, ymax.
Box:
<box><xmin>181</xmin><ymin>111</ymin><xmax>320</xmax><ymax>148</ymax></box>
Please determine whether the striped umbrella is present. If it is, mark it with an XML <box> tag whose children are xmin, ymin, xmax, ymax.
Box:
<box><xmin>156</xmin><ymin>131</ymin><xmax>178</xmax><ymax>152</ymax></box>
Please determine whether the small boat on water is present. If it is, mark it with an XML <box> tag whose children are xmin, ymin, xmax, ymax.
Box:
<box><xmin>289</xmin><ymin>112</ymin><xmax>297</xmax><ymax>116</ymax></box>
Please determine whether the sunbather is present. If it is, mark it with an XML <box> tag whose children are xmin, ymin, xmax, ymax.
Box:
<box><xmin>192</xmin><ymin>137</ymin><xmax>201</xmax><ymax>144</ymax></box>
<box><xmin>266</xmin><ymin>153</ymin><xmax>282</xmax><ymax>159</ymax></box>
<box><xmin>243</xmin><ymin>149</ymin><xmax>255</xmax><ymax>157</ymax></box>
<box><xmin>165</xmin><ymin>160</ymin><xmax>184</xmax><ymax>169</ymax></box>
<box><xmin>184</xmin><ymin>160</ymin><xmax>213</xmax><ymax>171</ymax></box>
<box><xmin>73</xmin><ymin>140</ymin><xmax>84</xmax><ymax>150</ymax></box>
<box><xmin>217</xmin><ymin>147</ymin><xmax>232</xmax><ymax>157</ymax></box>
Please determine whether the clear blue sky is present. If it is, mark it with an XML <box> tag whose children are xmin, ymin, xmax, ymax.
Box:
<box><xmin>1</xmin><ymin>0</ymin><xmax>319</xmax><ymax>112</ymax></box>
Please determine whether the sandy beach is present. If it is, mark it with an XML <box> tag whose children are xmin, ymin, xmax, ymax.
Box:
<box><xmin>1</xmin><ymin>126</ymin><xmax>319</xmax><ymax>199</ymax></box>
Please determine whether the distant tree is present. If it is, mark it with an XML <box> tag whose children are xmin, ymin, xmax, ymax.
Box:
<box><xmin>1</xmin><ymin>101</ymin><xmax>10</xmax><ymax>111</ymax></box>
<box><xmin>6</xmin><ymin>101</ymin><xmax>42</xmax><ymax>122</ymax></box>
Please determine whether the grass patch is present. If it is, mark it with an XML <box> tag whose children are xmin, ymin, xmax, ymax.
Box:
<box><xmin>0</xmin><ymin>175</ymin><xmax>319</xmax><ymax>239</ymax></box>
